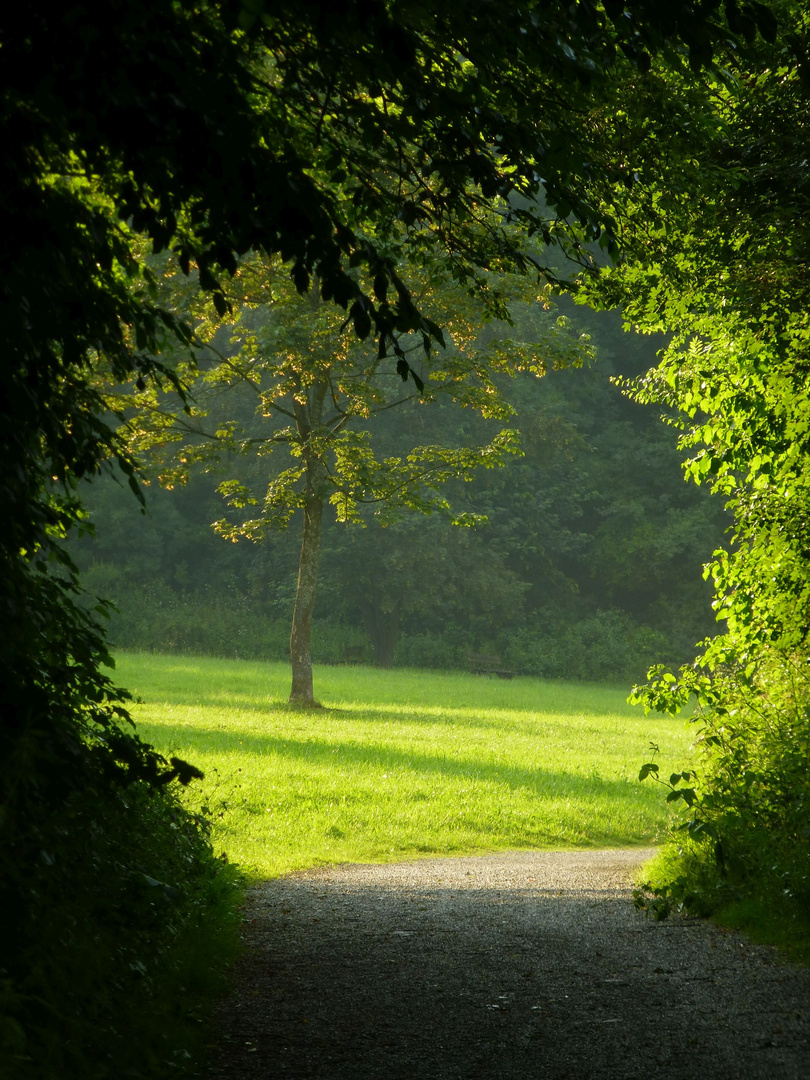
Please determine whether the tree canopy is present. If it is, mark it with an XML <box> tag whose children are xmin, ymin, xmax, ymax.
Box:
<box><xmin>574</xmin><ymin>7</ymin><xmax>810</xmax><ymax>922</ymax></box>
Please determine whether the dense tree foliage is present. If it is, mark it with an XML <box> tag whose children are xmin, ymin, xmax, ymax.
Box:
<box><xmin>579</xmin><ymin>6</ymin><xmax>810</xmax><ymax>929</ymax></box>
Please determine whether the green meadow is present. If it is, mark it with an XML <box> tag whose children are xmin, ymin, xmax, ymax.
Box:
<box><xmin>117</xmin><ymin>653</ymin><xmax>695</xmax><ymax>879</ymax></box>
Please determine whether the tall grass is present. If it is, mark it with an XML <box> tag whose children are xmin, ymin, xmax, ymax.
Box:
<box><xmin>117</xmin><ymin>653</ymin><xmax>694</xmax><ymax>878</ymax></box>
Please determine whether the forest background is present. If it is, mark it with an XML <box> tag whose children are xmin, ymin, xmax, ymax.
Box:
<box><xmin>75</xmin><ymin>303</ymin><xmax>725</xmax><ymax>684</ymax></box>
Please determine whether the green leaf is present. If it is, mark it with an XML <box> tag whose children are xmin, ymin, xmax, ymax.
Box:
<box><xmin>351</xmin><ymin>300</ymin><xmax>372</xmax><ymax>339</ymax></box>
<box><xmin>424</xmin><ymin>318</ymin><xmax>446</xmax><ymax>349</ymax></box>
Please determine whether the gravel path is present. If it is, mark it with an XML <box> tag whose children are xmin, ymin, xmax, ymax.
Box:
<box><xmin>206</xmin><ymin>849</ymin><xmax>810</xmax><ymax>1079</ymax></box>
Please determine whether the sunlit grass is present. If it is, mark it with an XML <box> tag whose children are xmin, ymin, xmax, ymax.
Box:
<box><xmin>116</xmin><ymin>653</ymin><xmax>694</xmax><ymax>879</ymax></box>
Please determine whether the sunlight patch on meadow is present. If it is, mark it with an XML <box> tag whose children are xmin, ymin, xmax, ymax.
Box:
<box><xmin>116</xmin><ymin>653</ymin><xmax>693</xmax><ymax>878</ymax></box>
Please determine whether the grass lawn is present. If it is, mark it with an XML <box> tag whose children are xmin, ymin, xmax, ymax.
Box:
<box><xmin>116</xmin><ymin>653</ymin><xmax>694</xmax><ymax>879</ymax></box>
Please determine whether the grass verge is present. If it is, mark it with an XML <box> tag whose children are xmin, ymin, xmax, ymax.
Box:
<box><xmin>637</xmin><ymin>843</ymin><xmax>810</xmax><ymax>966</ymax></box>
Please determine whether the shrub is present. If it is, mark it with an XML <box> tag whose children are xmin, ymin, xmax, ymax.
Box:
<box><xmin>82</xmin><ymin>569</ymin><xmax>690</xmax><ymax>684</ymax></box>
<box><xmin>1</xmin><ymin>775</ymin><xmax>242</xmax><ymax>1080</ymax></box>
<box><xmin>634</xmin><ymin>651</ymin><xmax>810</xmax><ymax>931</ymax></box>
<box><xmin>394</xmin><ymin>628</ymin><xmax>474</xmax><ymax>670</ymax></box>
<box><xmin>497</xmin><ymin>610</ymin><xmax>674</xmax><ymax>681</ymax></box>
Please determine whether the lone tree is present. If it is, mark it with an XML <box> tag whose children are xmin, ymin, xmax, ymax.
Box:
<box><xmin>118</xmin><ymin>250</ymin><xmax>588</xmax><ymax>703</ymax></box>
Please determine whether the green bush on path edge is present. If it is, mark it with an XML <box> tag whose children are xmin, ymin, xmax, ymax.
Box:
<box><xmin>0</xmin><ymin>778</ymin><xmax>244</xmax><ymax>1080</ymax></box>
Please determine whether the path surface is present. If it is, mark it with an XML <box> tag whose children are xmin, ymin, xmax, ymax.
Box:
<box><xmin>206</xmin><ymin>849</ymin><xmax>810</xmax><ymax>1079</ymax></box>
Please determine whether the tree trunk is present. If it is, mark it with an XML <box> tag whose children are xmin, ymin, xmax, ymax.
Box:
<box><xmin>357</xmin><ymin>594</ymin><xmax>401</xmax><ymax>669</ymax></box>
<box><xmin>371</xmin><ymin>613</ymin><xmax>399</xmax><ymax>669</ymax></box>
<box><xmin>288</xmin><ymin>293</ymin><xmax>328</xmax><ymax>707</ymax></box>
<box><xmin>289</xmin><ymin>487</ymin><xmax>324</xmax><ymax>705</ymax></box>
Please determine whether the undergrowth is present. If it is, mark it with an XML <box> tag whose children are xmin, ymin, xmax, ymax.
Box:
<box><xmin>1</xmin><ymin>778</ymin><xmax>243</xmax><ymax>1080</ymax></box>
<box><xmin>631</xmin><ymin>652</ymin><xmax>810</xmax><ymax>963</ymax></box>
<box><xmin>84</xmin><ymin>571</ymin><xmax>681</xmax><ymax>683</ymax></box>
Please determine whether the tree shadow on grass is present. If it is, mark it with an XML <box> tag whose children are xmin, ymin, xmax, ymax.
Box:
<box><xmin>134</xmin><ymin>694</ymin><xmax>658</xmax><ymax>740</ymax></box>
<box><xmin>142</xmin><ymin>721</ymin><xmax>660</xmax><ymax>821</ymax></box>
